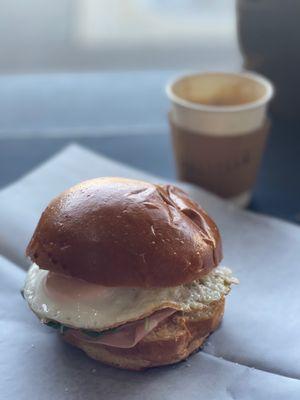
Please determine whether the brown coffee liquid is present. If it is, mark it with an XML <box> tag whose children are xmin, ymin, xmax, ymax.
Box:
<box><xmin>186</xmin><ymin>85</ymin><xmax>258</xmax><ymax>106</ymax></box>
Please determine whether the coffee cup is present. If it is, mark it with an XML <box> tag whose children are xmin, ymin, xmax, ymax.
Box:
<box><xmin>166</xmin><ymin>71</ymin><xmax>274</xmax><ymax>207</ymax></box>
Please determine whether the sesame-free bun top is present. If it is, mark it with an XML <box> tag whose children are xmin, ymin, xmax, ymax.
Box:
<box><xmin>26</xmin><ymin>177</ymin><xmax>222</xmax><ymax>287</ymax></box>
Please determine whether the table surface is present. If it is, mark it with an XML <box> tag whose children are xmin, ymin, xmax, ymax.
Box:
<box><xmin>0</xmin><ymin>72</ymin><xmax>299</xmax><ymax>224</ymax></box>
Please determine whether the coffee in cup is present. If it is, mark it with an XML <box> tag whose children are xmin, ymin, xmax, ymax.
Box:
<box><xmin>166</xmin><ymin>71</ymin><xmax>274</xmax><ymax>207</ymax></box>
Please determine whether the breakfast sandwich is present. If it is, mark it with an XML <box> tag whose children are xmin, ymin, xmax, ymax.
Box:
<box><xmin>23</xmin><ymin>177</ymin><xmax>237</xmax><ymax>370</ymax></box>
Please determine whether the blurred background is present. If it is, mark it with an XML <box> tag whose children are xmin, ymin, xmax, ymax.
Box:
<box><xmin>0</xmin><ymin>0</ymin><xmax>238</xmax><ymax>73</ymax></box>
<box><xmin>0</xmin><ymin>0</ymin><xmax>239</xmax><ymax>139</ymax></box>
<box><xmin>0</xmin><ymin>0</ymin><xmax>299</xmax><ymax>222</ymax></box>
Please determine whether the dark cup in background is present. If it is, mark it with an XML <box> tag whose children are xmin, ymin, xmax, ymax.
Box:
<box><xmin>237</xmin><ymin>0</ymin><xmax>300</xmax><ymax>120</ymax></box>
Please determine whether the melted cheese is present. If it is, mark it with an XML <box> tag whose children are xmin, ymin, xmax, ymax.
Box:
<box><xmin>23</xmin><ymin>264</ymin><xmax>237</xmax><ymax>331</ymax></box>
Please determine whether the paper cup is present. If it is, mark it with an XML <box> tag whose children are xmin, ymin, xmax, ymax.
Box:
<box><xmin>166</xmin><ymin>71</ymin><xmax>274</xmax><ymax>207</ymax></box>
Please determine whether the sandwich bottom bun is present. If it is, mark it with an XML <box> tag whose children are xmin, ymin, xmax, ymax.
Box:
<box><xmin>62</xmin><ymin>297</ymin><xmax>225</xmax><ymax>371</ymax></box>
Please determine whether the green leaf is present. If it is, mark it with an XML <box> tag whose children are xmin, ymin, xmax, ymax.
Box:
<box><xmin>60</xmin><ymin>325</ymin><xmax>70</xmax><ymax>334</ymax></box>
<box><xmin>44</xmin><ymin>320</ymin><xmax>119</xmax><ymax>338</ymax></box>
<box><xmin>82</xmin><ymin>326</ymin><xmax>119</xmax><ymax>338</ymax></box>
<box><xmin>83</xmin><ymin>330</ymin><xmax>105</xmax><ymax>338</ymax></box>
<box><xmin>45</xmin><ymin>320</ymin><xmax>61</xmax><ymax>330</ymax></box>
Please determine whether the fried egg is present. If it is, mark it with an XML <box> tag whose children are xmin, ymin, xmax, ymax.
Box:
<box><xmin>23</xmin><ymin>264</ymin><xmax>237</xmax><ymax>331</ymax></box>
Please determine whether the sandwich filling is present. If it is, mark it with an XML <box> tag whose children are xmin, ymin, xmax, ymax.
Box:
<box><xmin>65</xmin><ymin>307</ymin><xmax>177</xmax><ymax>348</ymax></box>
<box><xmin>24</xmin><ymin>264</ymin><xmax>237</xmax><ymax>334</ymax></box>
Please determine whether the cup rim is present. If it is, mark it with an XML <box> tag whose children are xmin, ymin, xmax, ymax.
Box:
<box><xmin>166</xmin><ymin>70</ymin><xmax>274</xmax><ymax>113</ymax></box>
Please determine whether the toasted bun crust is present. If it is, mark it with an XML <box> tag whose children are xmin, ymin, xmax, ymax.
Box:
<box><xmin>26</xmin><ymin>177</ymin><xmax>222</xmax><ymax>287</ymax></box>
<box><xmin>63</xmin><ymin>297</ymin><xmax>225</xmax><ymax>370</ymax></box>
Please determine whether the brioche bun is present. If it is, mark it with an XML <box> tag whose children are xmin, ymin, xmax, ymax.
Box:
<box><xmin>27</xmin><ymin>178</ymin><xmax>222</xmax><ymax>287</ymax></box>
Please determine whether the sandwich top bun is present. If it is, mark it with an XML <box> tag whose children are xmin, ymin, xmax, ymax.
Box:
<box><xmin>26</xmin><ymin>177</ymin><xmax>222</xmax><ymax>287</ymax></box>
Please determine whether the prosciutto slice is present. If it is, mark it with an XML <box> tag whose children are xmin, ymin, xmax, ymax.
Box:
<box><xmin>68</xmin><ymin>308</ymin><xmax>176</xmax><ymax>348</ymax></box>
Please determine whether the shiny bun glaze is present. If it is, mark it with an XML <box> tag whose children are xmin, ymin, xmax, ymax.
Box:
<box><xmin>26</xmin><ymin>177</ymin><xmax>222</xmax><ymax>287</ymax></box>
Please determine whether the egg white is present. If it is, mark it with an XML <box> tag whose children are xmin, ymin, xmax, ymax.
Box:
<box><xmin>23</xmin><ymin>264</ymin><xmax>237</xmax><ymax>331</ymax></box>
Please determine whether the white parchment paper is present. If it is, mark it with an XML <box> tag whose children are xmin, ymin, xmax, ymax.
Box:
<box><xmin>0</xmin><ymin>144</ymin><xmax>300</xmax><ymax>398</ymax></box>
